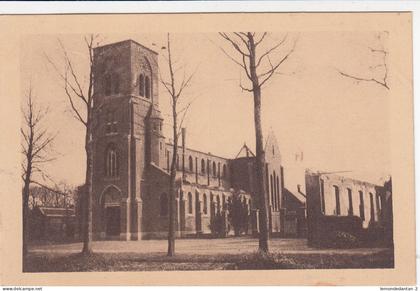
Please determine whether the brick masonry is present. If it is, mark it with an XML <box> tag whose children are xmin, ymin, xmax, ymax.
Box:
<box><xmin>91</xmin><ymin>39</ymin><xmax>287</xmax><ymax>240</ymax></box>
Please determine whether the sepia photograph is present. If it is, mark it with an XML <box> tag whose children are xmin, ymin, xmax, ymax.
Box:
<box><xmin>0</xmin><ymin>11</ymin><xmax>415</xmax><ymax>286</ymax></box>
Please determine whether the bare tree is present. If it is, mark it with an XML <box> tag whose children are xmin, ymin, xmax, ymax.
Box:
<box><xmin>45</xmin><ymin>35</ymin><xmax>99</xmax><ymax>255</ymax></box>
<box><xmin>337</xmin><ymin>32</ymin><xmax>389</xmax><ymax>90</ymax></box>
<box><xmin>219</xmin><ymin>32</ymin><xmax>296</xmax><ymax>253</ymax></box>
<box><xmin>160</xmin><ymin>33</ymin><xmax>195</xmax><ymax>256</ymax></box>
<box><xmin>21</xmin><ymin>87</ymin><xmax>56</xmax><ymax>257</ymax></box>
<box><xmin>29</xmin><ymin>183</ymin><xmax>75</xmax><ymax>208</ymax></box>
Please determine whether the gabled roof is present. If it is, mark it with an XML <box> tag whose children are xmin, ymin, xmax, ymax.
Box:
<box><xmin>235</xmin><ymin>143</ymin><xmax>255</xmax><ymax>159</ymax></box>
<box><xmin>149</xmin><ymin>162</ymin><xmax>170</xmax><ymax>176</ymax></box>
<box><xmin>283</xmin><ymin>187</ymin><xmax>306</xmax><ymax>205</ymax></box>
<box><xmin>264</xmin><ymin>129</ymin><xmax>280</xmax><ymax>153</ymax></box>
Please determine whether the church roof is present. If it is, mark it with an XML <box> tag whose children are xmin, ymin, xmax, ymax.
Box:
<box><xmin>235</xmin><ymin>143</ymin><xmax>255</xmax><ymax>159</ymax></box>
<box><xmin>94</xmin><ymin>39</ymin><xmax>159</xmax><ymax>55</ymax></box>
<box><xmin>283</xmin><ymin>187</ymin><xmax>306</xmax><ymax>204</ymax></box>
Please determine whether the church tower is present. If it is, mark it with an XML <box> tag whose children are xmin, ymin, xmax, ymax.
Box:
<box><xmin>91</xmin><ymin>40</ymin><xmax>162</xmax><ymax>240</ymax></box>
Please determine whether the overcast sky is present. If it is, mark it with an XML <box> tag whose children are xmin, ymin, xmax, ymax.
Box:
<box><xmin>20</xmin><ymin>32</ymin><xmax>391</xmax><ymax>189</ymax></box>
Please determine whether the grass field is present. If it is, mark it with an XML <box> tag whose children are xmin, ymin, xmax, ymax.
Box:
<box><xmin>24</xmin><ymin>249</ymin><xmax>394</xmax><ymax>272</ymax></box>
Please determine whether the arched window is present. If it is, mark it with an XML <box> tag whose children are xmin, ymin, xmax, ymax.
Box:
<box><xmin>210</xmin><ymin>193</ymin><xmax>214</xmax><ymax>215</ymax></box>
<box><xmin>105</xmin><ymin>144</ymin><xmax>119</xmax><ymax>177</ymax></box>
<box><xmin>176</xmin><ymin>154</ymin><xmax>180</xmax><ymax>170</ymax></box>
<box><xmin>273</xmin><ymin>171</ymin><xmax>277</xmax><ymax>210</ymax></box>
<box><xmin>212</xmin><ymin>161</ymin><xmax>217</xmax><ymax>176</ymax></box>
<box><xmin>201</xmin><ymin>159</ymin><xmax>206</xmax><ymax>174</ymax></box>
<box><xmin>276</xmin><ymin>175</ymin><xmax>280</xmax><ymax>210</ymax></box>
<box><xmin>270</xmin><ymin>174</ymin><xmax>274</xmax><ymax>207</ymax></box>
<box><xmin>145</xmin><ymin>76</ymin><xmax>151</xmax><ymax>99</ymax></box>
<box><xmin>216</xmin><ymin>195</ymin><xmax>221</xmax><ymax>213</ymax></box>
<box><xmin>188</xmin><ymin>156</ymin><xmax>193</xmax><ymax>172</ymax></box>
<box><xmin>203</xmin><ymin>193</ymin><xmax>208</xmax><ymax>214</ymax></box>
<box><xmin>334</xmin><ymin>185</ymin><xmax>341</xmax><ymax>215</ymax></box>
<box><xmin>139</xmin><ymin>74</ymin><xmax>145</xmax><ymax>96</ymax></box>
<box><xmin>222</xmin><ymin>194</ymin><xmax>226</xmax><ymax>210</ymax></box>
<box><xmin>113</xmin><ymin>73</ymin><xmax>120</xmax><ymax>94</ymax></box>
<box><xmin>222</xmin><ymin>164</ymin><xmax>227</xmax><ymax>178</ymax></box>
<box><xmin>188</xmin><ymin>192</ymin><xmax>193</xmax><ymax>214</ymax></box>
<box><xmin>160</xmin><ymin>193</ymin><xmax>168</xmax><ymax>216</ymax></box>
<box><xmin>359</xmin><ymin>191</ymin><xmax>365</xmax><ymax>220</ymax></box>
<box><xmin>347</xmin><ymin>188</ymin><xmax>353</xmax><ymax>215</ymax></box>
<box><xmin>369</xmin><ymin>192</ymin><xmax>375</xmax><ymax>222</ymax></box>
<box><xmin>104</xmin><ymin>74</ymin><xmax>112</xmax><ymax>96</ymax></box>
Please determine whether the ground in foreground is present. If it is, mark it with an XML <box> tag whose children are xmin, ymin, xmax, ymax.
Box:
<box><xmin>24</xmin><ymin>250</ymin><xmax>394</xmax><ymax>272</ymax></box>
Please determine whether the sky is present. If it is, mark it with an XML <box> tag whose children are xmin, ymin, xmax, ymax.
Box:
<box><xmin>20</xmin><ymin>32</ymin><xmax>391</xmax><ymax>189</ymax></box>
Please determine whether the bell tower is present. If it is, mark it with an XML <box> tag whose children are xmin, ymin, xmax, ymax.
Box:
<box><xmin>91</xmin><ymin>39</ymin><xmax>161</xmax><ymax>241</ymax></box>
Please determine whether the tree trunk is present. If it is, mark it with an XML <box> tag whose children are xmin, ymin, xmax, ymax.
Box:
<box><xmin>82</xmin><ymin>125</ymin><xmax>93</xmax><ymax>255</ymax></box>
<box><xmin>167</xmin><ymin>104</ymin><xmax>178</xmax><ymax>257</ymax></box>
<box><xmin>22</xmin><ymin>126</ymin><xmax>34</xmax><ymax>260</ymax></box>
<box><xmin>248</xmin><ymin>32</ymin><xmax>269</xmax><ymax>253</ymax></box>
<box><xmin>253</xmin><ymin>89</ymin><xmax>269</xmax><ymax>253</ymax></box>
<box><xmin>22</xmin><ymin>168</ymin><xmax>31</xmax><ymax>259</ymax></box>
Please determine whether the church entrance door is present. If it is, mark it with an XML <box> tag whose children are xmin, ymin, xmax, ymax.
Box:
<box><xmin>105</xmin><ymin>206</ymin><xmax>120</xmax><ymax>236</ymax></box>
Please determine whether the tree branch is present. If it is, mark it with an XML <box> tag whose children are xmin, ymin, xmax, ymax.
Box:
<box><xmin>30</xmin><ymin>180</ymin><xmax>68</xmax><ymax>197</ymax></box>
<box><xmin>254</xmin><ymin>32</ymin><xmax>268</xmax><ymax>47</ymax></box>
<box><xmin>256</xmin><ymin>34</ymin><xmax>288</xmax><ymax>68</ymax></box>
<box><xmin>219</xmin><ymin>32</ymin><xmax>250</xmax><ymax>57</ymax></box>
<box><xmin>337</xmin><ymin>70</ymin><xmax>390</xmax><ymax>90</ymax></box>
<box><xmin>258</xmin><ymin>39</ymin><xmax>296</xmax><ymax>88</ymax></box>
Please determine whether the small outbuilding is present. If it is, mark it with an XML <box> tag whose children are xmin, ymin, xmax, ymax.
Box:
<box><xmin>29</xmin><ymin>206</ymin><xmax>77</xmax><ymax>241</ymax></box>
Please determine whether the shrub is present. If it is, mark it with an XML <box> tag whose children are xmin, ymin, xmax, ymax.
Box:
<box><xmin>227</xmin><ymin>195</ymin><xmax>249</xmax><ymax>236</ymax></box>
<box><xmin>209</xmin><ymin>212</ymin><xmax>227</xmax><ymax>238</ymax></box>
<box><xmin>231</xmin><ymin>252</ymin><xmax>300</xmax><ymax>270</ymax></box>
<box><xmin>323</xmin><ymin>231</ymin><xmax>359</xmax><ymax>249</ymax></box>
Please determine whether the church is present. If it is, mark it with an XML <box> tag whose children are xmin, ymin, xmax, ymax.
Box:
<box><xmin>91</xmin><ymin>39</ymin><xmax>287</xmax><ymax>240</ymax></box>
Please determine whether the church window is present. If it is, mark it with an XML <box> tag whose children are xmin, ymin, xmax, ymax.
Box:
<box><xmin>359</xmin><ymin>191</ymin><xmax>365</xmax><ymax>220</ymax></box>
<box><xmin>176</xmin><ymin>154</ymin><xmax>180</xmax><ymax>170</ymax></box>
<box><xmin>272</xmin><ymin>171</ymin><xmax>277</xmax><ymax>210</ymax></box>
<box><xmin>347</xmin><ymin>188</ymin><xmax>353</xmax><ymax>215</ymax></box>
<box><xmin>145</xmin><ymin>76</ymin><xmax>151</xmax><ymax>99</ymax></box>
<box><xmin>320</xmin><ymin>179</ymin><xmax>325</xmax><ymax>214</ymax></box>
<box><xmin>376</xmin><ymin>193</ymin><xmax>381</xmax><ymax>212</ymax></box>
<box><xmin>160</xmin><ymin>193</ymin><xmax>168</xmax><ymax>216</ymax></box>
<box><xmin>212</xmin><ymin>161</ymin><xmax>217</xmax><ymax>177</ymax></box>
<box><xmin>222</xmin><ymin>194</ymin><xmax>226</xmax><ymax>210</ymax></box>
<box><xmin>203</xmin><ymin>194</ymin><xmax>208</xmax><ymax>214</ymax></box>
<box><xmin>105</xmin><ymin>144</ymin><xmax>119</xmax><ymax>178</ymax></box>
<box><xmin>139</xmin><ymin>74</ymin><xmax>145</xmax><ymax>96</ymax></box>
<box><xmin>369</xmin><ymin>192</ymin><xmax>375</xmax><ymax>222</ymax></box>
<box><xmin>334</xmin><ymin>185</ymin><xmax>341</xmax><ymax>215</ymax></box>
<box><xmin>201</xmin><ymin>159</ymin><xmax>206</xmax><ymax>174</ymax></box>
<box><xmin>188</xmin><ymin>192</ymin><xmax>193</xmax><ymax>214</ymax></box>
<box><xmin>216</xmin><ymin>195</ymin><xmax>221</xmax><ymax>214</ymax></box>
<box><xmin>222</xmin><ymin>164</ymin><xmax>227</xmax><ymax>178</ymax></box>
<box><xmin>276</xmin><ymin>175</ymin><xmax>280</xmax><ymax>210</ymax></box>
<box><xmin>270</xmin><ymin>174</ymin><xmax>274</xmax><ymax>208</ymax></box>
<box><xmin>188</xmin><ymin>156</ymin><xmax>193</xmax><ymax>172</ymax></box>
<box><xmin>105</xmin><ymin>110</ymin><xmax>118</xmax><ymax>134</ymax></box>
